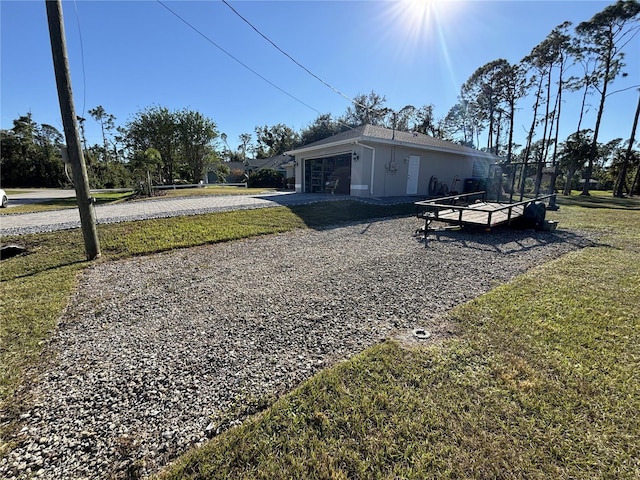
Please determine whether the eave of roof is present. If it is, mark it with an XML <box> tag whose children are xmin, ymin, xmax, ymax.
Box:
<box><xmin>286</xmin><ymin>124</ymin><xmax>499</xmax><ymax>161</ymax></box>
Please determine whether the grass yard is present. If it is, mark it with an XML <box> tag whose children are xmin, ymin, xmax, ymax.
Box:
<box><xmin>1</xmin><ymin>190</ymin><xmax>36</xmax><ymax>196</ymax></box>
<box><xmin>157</xmin><ymin>193</ymin><xmax>640</xmax><ymax>479</ymax></box>
<box><xmin>159</xmin><ymin>186</ymin><xmax>277</xmax><ymax>197</ymax></box>
<box><xmin>1</xmin><ymin>193</ymin><xmax>639</xmax><ymax>478</ymax></box>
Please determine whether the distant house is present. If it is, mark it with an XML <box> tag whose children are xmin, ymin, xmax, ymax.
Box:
<box><xmin>206</xmin><ymin>155</ymin><xmax>295</xmax><ymax>184</ymax></box>
<box><xmin>286</xmin><ymin>124</ymin><xmax>500</xmax><ymax>198</ymax></box>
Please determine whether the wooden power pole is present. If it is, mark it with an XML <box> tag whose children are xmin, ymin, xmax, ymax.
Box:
<box><xmin>46</xmin><ymin>0</ymin><xmax>100</xmax><ymax>259</ymax></box>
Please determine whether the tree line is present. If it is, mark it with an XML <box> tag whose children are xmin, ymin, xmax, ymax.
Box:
<box><xmin>1</xmin><ymin>1</ymin><xmax>639</xmax><ymax>195</ymax></box>
<box><xmin>1</xmin><ymin>106</ymin><xmax>225</xmax><ymax>191</ymax></box>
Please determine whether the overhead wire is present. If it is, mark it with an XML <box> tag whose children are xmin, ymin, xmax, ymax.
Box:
<box><xmin>156</xmin><ymin>0</ymin><xmax>323</xmax><ymax>118</ymax></box>
<box><xmin>156</xmin><ymin>1</ymin><xmax>361</xmax><ymax>133</ymax></box>
<box><xmin>220</xmin><ymin>0</ymin><xmax>368</xmax><ymax>112</ymax></box>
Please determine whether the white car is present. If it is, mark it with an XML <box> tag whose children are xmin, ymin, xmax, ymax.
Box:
<box><xmin>0</xmin><ymin>189</ymin><xmax>8</xmax><ymax>208</ymax></box>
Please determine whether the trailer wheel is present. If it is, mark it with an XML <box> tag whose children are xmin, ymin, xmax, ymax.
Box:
<box><xmin>523</xmin><ymin>201</ymin><xmax>546</xmax><ymax>229</ymax></box>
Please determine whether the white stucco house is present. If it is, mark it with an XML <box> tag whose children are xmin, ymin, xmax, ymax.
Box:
<box><xmin>286</xmin><ymin>124</ymin><xmax>500</xmax><ymax>198</ymax></box>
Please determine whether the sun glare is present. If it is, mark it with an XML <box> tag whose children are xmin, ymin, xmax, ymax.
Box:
<box><xmin>405</xmin><ymin>1</ymin><xmax>460</xmax><ymax>30</ymax></box>
<box><xmin>385</xmin><ymin>0</ymin><xmax>462</xmax><ymax>50</ymax></box>
<box><xmin>402</xmin><ymin>0</ymin><xmax>434</xmax><ymax>24</ymax></box>
<box><xmin>381</xmin><ymin>0</ymin><xmax>463</xmax><ymax>106</ymax></box>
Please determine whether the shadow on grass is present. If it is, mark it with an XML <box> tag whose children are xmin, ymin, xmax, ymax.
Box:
<box><xmin>284</xmin><ymin>198</ymin><xmax>416</xmax><ymax>230</ymax></box>
<box><xmin>7</xmin><ymin>258</ymin><xmax>88</xmax><ymax>281</ymax></box>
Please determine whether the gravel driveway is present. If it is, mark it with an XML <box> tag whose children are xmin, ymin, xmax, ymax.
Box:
<box><xmin>0</xmin><ymin>216</ymin><xmax>594</xmax><ymax>479</ymax></box>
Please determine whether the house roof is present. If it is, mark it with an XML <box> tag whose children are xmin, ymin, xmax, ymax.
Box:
<box><xmin>224</xmin><ymin>155</ymin><xmax>294</xmax><ymax>172</ymax></box>
<box><xmin>225</xmin><ymin>161</ymin><xmax>247</xmax><ymax>171</ymax></box>
<box><xmin>287</xmin><ymin>124</ymin><xmax>498</xmax><ymax>160</ymax></box>
<box><xmin>251</xmin><ymin>154</ymin><xmax>294</xmax><ymax>170</ymax></box>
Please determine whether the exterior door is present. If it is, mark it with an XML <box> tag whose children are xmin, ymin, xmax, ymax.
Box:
<box><xmin>406</xmin><ymin>155</ymin><xmax>420</xmax><ymax>195</ymax></box>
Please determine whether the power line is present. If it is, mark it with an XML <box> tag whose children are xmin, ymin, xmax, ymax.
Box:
<box><xmin>220</xmin><ymin>0</ymin><xmax>368</xmax><ymax>112</ymax></box>
<box><xmin>156</xmin><ymin>0</ymin><xmax>322</xmax><ymax>117</ymax></box>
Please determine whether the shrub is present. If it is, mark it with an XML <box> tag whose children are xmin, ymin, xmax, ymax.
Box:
<box><xmin>247</xmin><ymin>169</ymin><xmax>284</xmax><ymax>188</ymax></box>
<box><xmin>227</xmin><ymin>168</ymin><xmax>247</xmax><ymax>183</ymax></box>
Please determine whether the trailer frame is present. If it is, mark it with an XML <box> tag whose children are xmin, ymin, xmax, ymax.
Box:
<box><xmin>415</xmin><ymin>192</ymin><xmax>556</xmax><ymax>242</ymax></box>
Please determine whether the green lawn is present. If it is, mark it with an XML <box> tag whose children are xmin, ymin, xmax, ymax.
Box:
<box><xmin>2</xmin><ymin>189</ymin><xmax>36</xmax><ymax>196</ymax></box>
<box><xmin>1</xmin><ymin>193</ymin><xmax>639</xmax><ymax>478</ymax></box>
<box><xmin>157</xmin><ymin>194</ymin><xmax>640</xmax><ymax>479</ymax></box>
<box><xmin>160</xmin><ymin>186</ymin><xmax>277</xmax><ymax>197</ymax></box>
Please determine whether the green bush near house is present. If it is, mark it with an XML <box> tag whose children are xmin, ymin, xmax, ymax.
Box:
<box><xmin>247</xmin><ymin>168</ymin><xmax>284</xmax><ymax>188</ymax></box>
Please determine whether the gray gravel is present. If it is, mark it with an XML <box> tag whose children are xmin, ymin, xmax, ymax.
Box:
<box><xmin>0</xmin><ymin>216</ymin><xmax>595</xmax><ymax>479</ymax></box>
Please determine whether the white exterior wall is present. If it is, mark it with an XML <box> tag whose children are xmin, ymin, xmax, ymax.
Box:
<box><xmin>369</xmin><ymin>145</ymin><xmax>483</xmax><ymax>197</ymax></box>
<box><xmin>293</xmin><ymin>141</ymin><xmax>493</xmax><ymax>197</ymax></box>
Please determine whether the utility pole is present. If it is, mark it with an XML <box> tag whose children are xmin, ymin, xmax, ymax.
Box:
<box><xmin>46</xmin><ymin>0</ymin><xmax>100</xmax><ymax>259</ymax></box>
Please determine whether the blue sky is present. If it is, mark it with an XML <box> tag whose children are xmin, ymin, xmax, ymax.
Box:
<box><xmin>1</xmin><ymin>0</ymin><xmax>638</xmax><ymax>152</ymax></box>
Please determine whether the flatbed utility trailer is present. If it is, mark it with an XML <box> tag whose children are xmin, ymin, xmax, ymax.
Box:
<box><xmin>415</xmin><ymin>191</ymin><xmax>556</xmax><ymax>241</ymax></box>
